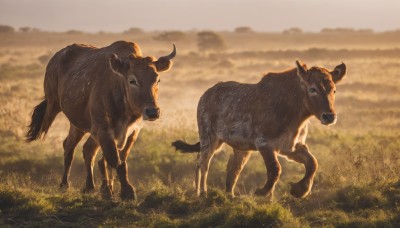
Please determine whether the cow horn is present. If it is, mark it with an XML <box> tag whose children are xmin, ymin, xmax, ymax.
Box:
<box><xmin>161</xmin><ymin>44</ymin><xmax>176</xmax><ymax>60</ymax></box>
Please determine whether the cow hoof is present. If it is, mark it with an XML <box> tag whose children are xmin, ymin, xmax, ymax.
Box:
<box><xmin>60</xmin><ymin>181</ymin><xmax>70</xmax><ymax>189</ymax></box>
<box><xmin>255</xmin><ymin>188</ymin><xmax>273</xmax><ymax>201</ymax></box>
<box><xmin>226</xmin><ymin>192</ymin><xmax>236</xmax><ymax>199</ymax></box>
<box><xmin>255</xmin><ymin>188</ymin><xmax>269</xmax><ymax>196</ymax></box>
<box><xmin>290</xmin><ymin>180</ymin><xmax>312</xmax><ymax>198</ymax></box>
<box><xmin>120</xmin><ymin>185</ymin><xmax>136</xmax><ymax>201</ymax></box>
<box><xmin>101</xmin><ymin>184</ymin><xmax>113</xmax><ymax>200</ymax></box>
<box><xmin>82</xmin><ymin>185</ymin><xmax>96</xmax><ymax>194</ymax></box>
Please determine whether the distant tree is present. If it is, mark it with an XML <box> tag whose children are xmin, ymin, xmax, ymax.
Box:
<box><xmin>197</xmin><ymin>31</ymin><xmax>226</xmax><ymax>52</ymax></box>
<box><xmin>123</xmin><ymin>27</ymin><xmax>144</xmax><ymax>34</ymax></box>
<box><xmin>357</xmin><ymin>29</ymin><xmax>374</xmax><ymax>34</ymax></box>
<box><xmin>234</xmin><ymin>26</ymin><xmax>253</xmax><ymax>33</ymax></box>
<box><xmin>19</xmin><ymin>27</ymin><xmax>32</xmax><ymax>33</ymax></box>
<box><xmin>153</xmin><ymin>31</ymin><xmax>186</xmax><ymax>42</ymax></box>
<box><xmin>0</xmin><ymin>25</ymin><xmax>15</xmax><ymax>33</ymax></box>
<box><xmin>282</xmin><ymin>27</ymin><xmax>303</xmax><ymax>34</ymax></box>
<box><xmin>65</xmin><ymin>30</ymin><xmax>84</xmax><ymax>34</ymax></box>
<box><xmin>320</xmin><ymin>28</ymin><xmax>359</xmax><ymax>34</ymax></box>
<box><xmin>38</xmin><ymin>52</ymin><xmax>53</xmax><ymax>65</ymax></box>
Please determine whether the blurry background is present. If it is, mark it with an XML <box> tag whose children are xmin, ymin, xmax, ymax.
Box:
<box><xmin>1</xmin><ymin>0</ymin><xmax>400</xmax><ymax>32</ymax></box>
<box><xmin>0</xmin><ymin>0</ymin><xmax>399</xmax><ymax>227</ymax></box>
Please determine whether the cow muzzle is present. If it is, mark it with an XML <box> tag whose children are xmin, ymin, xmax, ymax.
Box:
<box><xmin>321</xmin><ymin>113</ymin><xmax>337</xmax><ymax>125</ymax></box>
<box><xmin>143</xmin><ymin>107</ymin><xmax>160</xmax><ymax>121</ymax></box>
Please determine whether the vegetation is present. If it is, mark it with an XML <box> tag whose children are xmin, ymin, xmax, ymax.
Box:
<box><xmin>154</xmin><ymin>31</ymin><xmax>186</xmax><ymax>42</ymax></box>
<box><xmin>197</xmin><ymin>31</ymin><xmax>226</xmax><ymax>53</ymax></box>
<box><xmin>0</xmin><ymin>29</ymin><xmax>399</xmax><ymax>227</ymax></box>
<box><xmin>0</xmin><ymin>25</ymin><xmax>14</xmax><ymax>33</ymax></box>
<box><xmin>234</xmin><ymin>26</ymin><xmax>254</xmax><ymax>33</ymax></box>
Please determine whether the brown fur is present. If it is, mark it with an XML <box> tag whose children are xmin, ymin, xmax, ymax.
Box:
<box><xmin>26</xmin><ymin>41</ymin><xmax>176</xmax><ymax>200</ymax></box>
<box><xmin>173</xmin><ymin>60</ymin><xmax>346</xmax><ymax>199</ymax></box>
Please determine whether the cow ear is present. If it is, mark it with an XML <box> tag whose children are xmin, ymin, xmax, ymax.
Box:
<box><xmin>331</xmin><ymin>62</ymin><xmax>346</xmax><ymax>83</ymax></box>
<box><xmin>155</xmin><ymin>57</ymin><xmax>173</xmax><ymax>72</ymax></box>
<box><xmin>155</xmin><ymin>44</ymin><xmax>176</xmax><ymax>73</ymax></box>
<box><xmin>296</xmin><ymin>60</ymin><xmax>309</xmax><ymax>82</ymax></box>
<box><xmin>109</xmin><ymin>53</ymin><xmax>127</xmax><ymax>76</ymax></box>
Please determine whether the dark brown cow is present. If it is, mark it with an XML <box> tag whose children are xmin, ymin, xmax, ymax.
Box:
<box><xmin>173</xmin><ymin>60</ymin><xmax>346</xmax><ymax>199</ymax></box>
<box><xmin>26</xmin><ymin>41</ymin><xmax>176</xmax><ymax>200</ymax></box>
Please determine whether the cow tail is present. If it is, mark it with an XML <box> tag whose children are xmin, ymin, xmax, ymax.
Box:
<box><xmin>172</xmin><ymin>140</ymin><xmax>200</xmax><ymax>153</ymax></box>
<box><xmin>26</xmin><ymin>98</ymin><xmax>57</xmax><ymax>142</ymax></box>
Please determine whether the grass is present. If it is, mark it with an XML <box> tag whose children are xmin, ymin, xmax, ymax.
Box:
<box><xmin>0</xmin><ymin>31</ymin><xmax>400</xmax><ymax>227</ymax></box>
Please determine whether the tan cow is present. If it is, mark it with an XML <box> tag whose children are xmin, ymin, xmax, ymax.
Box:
<box><xmin>26</xmin><ymin>41</ymin><xmax>176</xmax><ymax>200</ymax></box>
<box><xmin>173</xmin><ymin>60</ymin><xmax>346</xmax><ymax>199</ymax></box>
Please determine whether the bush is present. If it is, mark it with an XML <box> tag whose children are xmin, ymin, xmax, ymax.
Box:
<box><xmin>0</xmin><ymin>25</ymin><xmax>14</xmax><ymax>33</ymax></box>
<box><xmin>38</xmin><ymin>52</ymin><xmax>53</xmax><ymax>65</ymax></box>
<box><xmin>197</xmin><ymin>31</ymin><xmax>226</xmax><ymax>52</ymax></box>
<box><xmin>234</xmin><ymin>26</ymin><xmax>253</xmax><ymax>33</ymax></box>
<box><xmin>123</xmin><ymin>27</ymin><xmax>144</xmax><ymax>35</ymax></box>
<box><xmin>282</xmin><ymin>27</ymin><xmax>303</xmax><ymax>34</ymax></box>
<box><xmin>153</xmin><ymin>31</ymin><xmax>186</xmax><ymax>42</ymax></box>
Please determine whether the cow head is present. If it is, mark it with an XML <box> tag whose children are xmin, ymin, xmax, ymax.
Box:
<box><xmin>296</xmin><ymin>60</ymin><xmax>346</xmax><ymax>125</ymax></box>
<box><xmin>109</xmin><ymin>44</ymin><xmax>176</xmax><ymax>121</ymax></box>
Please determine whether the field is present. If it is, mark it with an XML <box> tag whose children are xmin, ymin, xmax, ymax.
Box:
<box><xmin>0</xmin><ymin>29</ymin><xmax>400</xmax><ymax>227</ymax></box>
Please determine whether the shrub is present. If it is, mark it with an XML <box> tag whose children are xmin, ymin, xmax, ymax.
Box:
<box><xmin>197</xmin><ymin>31</ymin><xmax>226</xmax><ymax>52</ymax></box>
<box><xmin>153</xmin><ymin>31</ymin><xmax>186</xmax><ymax>42</ymax></box>
<box><xmin>0</xmin><ymin>25</ymin><xmax>14</xmax><ymax>33</ymax></box>
<box><xmin>234</xmin><ymin>26</ymin><xmax>253</xmax><ymax>33</ymax></box>
<box><xmin>123</xmin><ymin>27</ymin><xmax>144</xmax><ymax>34</ymax></box>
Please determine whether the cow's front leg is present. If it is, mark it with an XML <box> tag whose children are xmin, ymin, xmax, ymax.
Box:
<box><xmin>97</xmin><ymin>129</ymin><xmax>129</xmax><ymax>200</ymax></box>
<box><xmin>255</xmin><ymin>147</ymin><xmax>281</xmax><ymax>200</ymax></box>
<box><xmin>117</xmin><ymin>130</ymin><xmax>139</xmax><ymax>201</ymax></box>
<box><xmin>98</xmin><ymin>157</ymin><xmax>113</xmax><ymax>198</ymax></box>
<box><xmin>284</xmin><ymin>143</ymin><xmax>318</xmax><ymax>198</ymax></box>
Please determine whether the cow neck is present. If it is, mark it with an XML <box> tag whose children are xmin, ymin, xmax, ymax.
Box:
<box><xmin>110</xmin><ymin>79</ymin><xmax>142</xmax><ymax>122</ymax></box>
<box><xmin>257</xmin><ymin>72</ymin><xmax>312</xmax><ymax>128</ymax></box>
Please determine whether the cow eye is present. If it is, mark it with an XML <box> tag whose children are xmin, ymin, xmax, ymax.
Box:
<box><xmin>308</xmin><ymin>88</ymin><xmax>317</xmax><ymax>93</ymax></box>
<box><xmin>333</xmin><ymin>90</ymin><xmax>336</xmax><ymax>94</ymax></box>
<box><xmin>130</xmin><ymin>79</ymin><xmax>138</xmax><ymax>86</ymax></box>
<box><xmin>157</xmin><ymin>79</ymin><xmax>161</xmax><ymax>85</ymax></box>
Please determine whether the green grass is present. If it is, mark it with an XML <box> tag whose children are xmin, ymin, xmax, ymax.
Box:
<box><xmin>0</xmin><ymin>129</ymin><xmax>399</xmax><ymax>227</ymax></box>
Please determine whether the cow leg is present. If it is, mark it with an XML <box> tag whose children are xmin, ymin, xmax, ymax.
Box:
<box><xmin>255</xmin><ymin>147</ymin><xmax>281</xmax><ymax>200</ymax></box>
<box><xmin>284</xmin><ymin>143</ymin><xmax>318</xmax><ymax>198</ymax></box>
<box><xmin>106</xmin><ymin>164</ymin><xmax>114</xmax><ymax>194</ymax></box>
<box><xmin>195</xmin><ymin>137</ymin><xmax>222</xmax><ymax>197</ymax></box>
<box><xmin>96</xmin><ymin>129</ymin><xmax>121</xmax><ymax>199</ymax></box>
<box><xmin>226</xmin><ymin>149</ymin><xmax>252</xmax><ymax>197</ymax></box>
<box><xmin>118</xmin><ymin>131</ymin><xmax>139</xmax><ymax>200</ymax></box>
<box><xmin>98</xmin><ymin>156</ymin><xmax>113</xmax><ymax>198</ymax></box>
<box><xmin>82</xmin><ymin>137</ymin><xmax>99</xmax><ymax>193</ymax></box>
<box><xmin>60</xmin><ymin>125</ymin><xmax>85</xmax><ymax>189</ymax></box>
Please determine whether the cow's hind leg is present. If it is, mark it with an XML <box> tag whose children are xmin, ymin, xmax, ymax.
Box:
<box><xmin>60</xmin><ymin>124</ymin><xmax>85</xmax><ymax>188</ymax></box>
<box><xmin>82</xmin><ymin>137</ymin><xmax>99</xmax><ymax>193</ymax></box>
<box><xmin>226</xmin><ymin>149</ymin><xmax>252</xmax><ymax>197</ymax></box>
<box><xmin>255</xmin><ymin>147</ymin><xmax>281</xmax><ymax>200</ymax></box>
<box><xmin>195</xmin><ymin>136</ymin><xmax>222</xmax><ymax>197</ymax></box>
<box><xmin>285</xmin><ymin>143</ymin><xmax>318</xmax><ymax>198</ymax></box>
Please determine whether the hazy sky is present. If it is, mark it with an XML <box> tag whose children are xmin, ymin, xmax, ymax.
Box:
<box><xmin>0</xmin><ymin>0</ymin><xmax>399</xmax><ymax>32</ymax></box>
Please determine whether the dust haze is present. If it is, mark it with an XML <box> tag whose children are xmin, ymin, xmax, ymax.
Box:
<box><xmin>0</xmin><ymin>1</ymin><xmax>399</xmax><ymax>227</ymax></box>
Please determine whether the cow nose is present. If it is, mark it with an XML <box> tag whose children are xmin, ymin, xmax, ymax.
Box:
<box><xmin>321</xmin><ymin>113</ymin><xmax>336</xmax><ymax>124</ymax></box>
<box><xmin>145</xmin><ymin>107</ymin><xmax>160</xmax><ymax>119</ymax></box>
